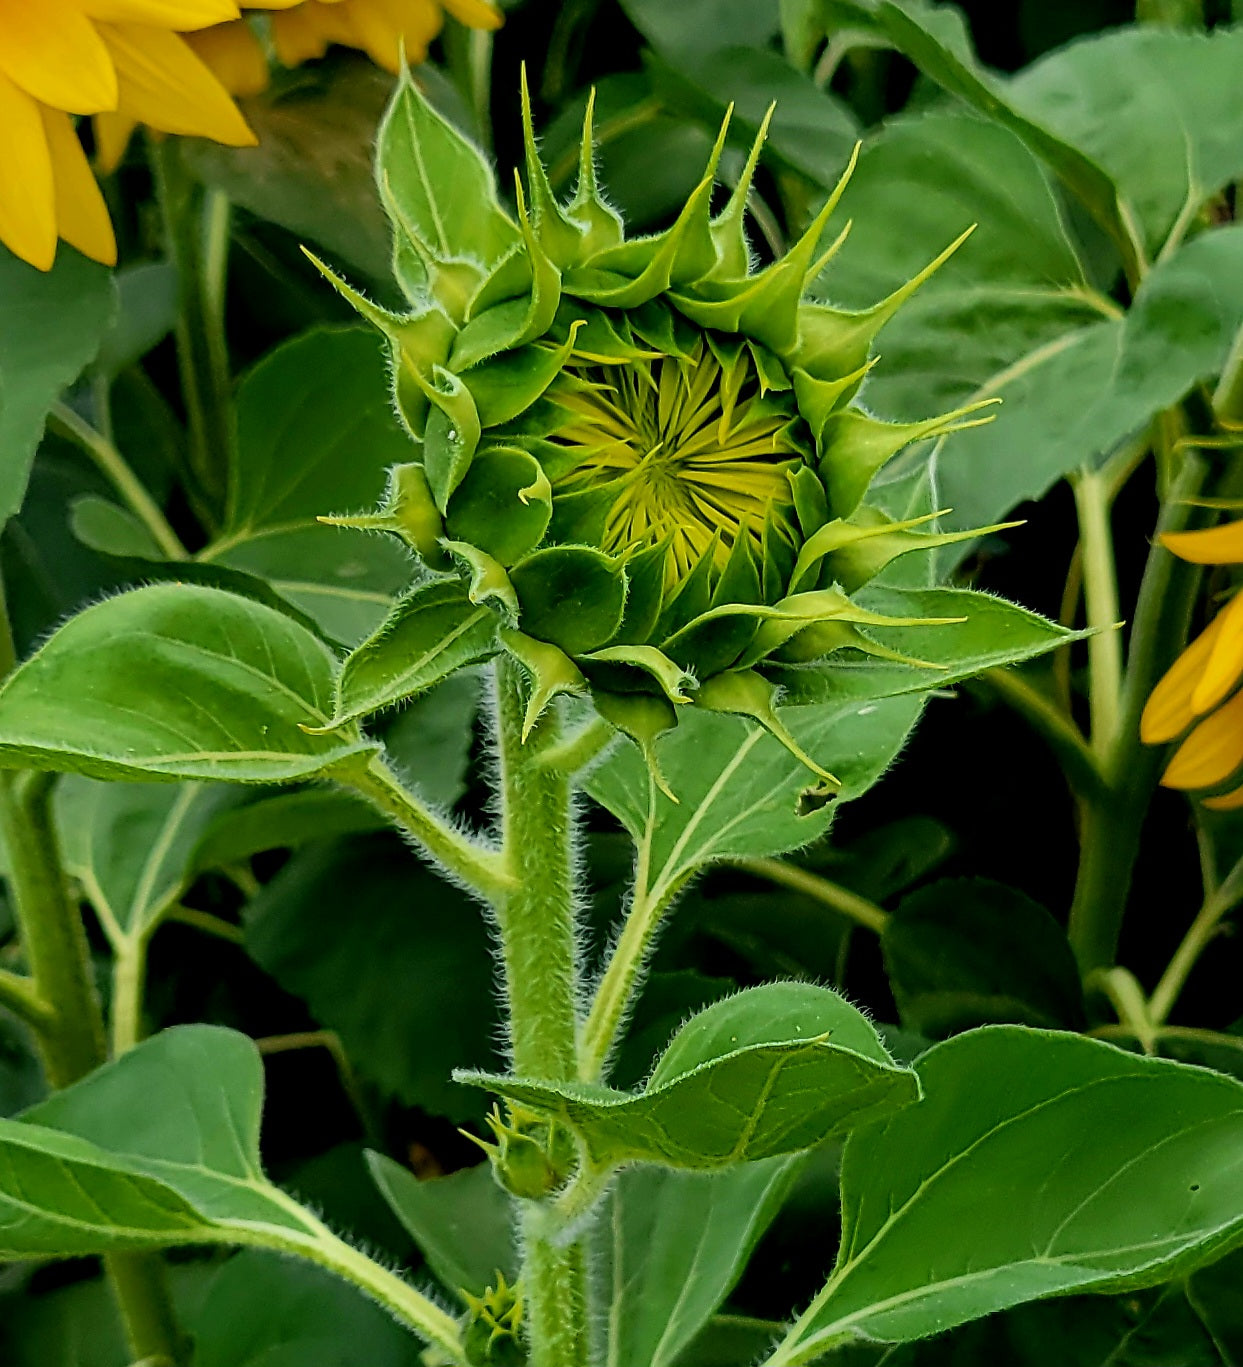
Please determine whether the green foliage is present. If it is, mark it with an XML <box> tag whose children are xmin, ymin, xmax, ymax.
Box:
<box><xmin>4</xmin><ymin>3</ymin><xmax>1243</xmax><ymax>1365</ymax></box>
<box><xmin>771</xmin><ymin>1028</ymin><xmax>1243</xmax><ymax>1362</ymax></box>
<box><xmin>0</xmin><ymin>250</ymin><xmax>115</xmax><ymax>527</ymax></box>
<box><xmin>462</xmin><ymin>984</ymin><xmax>917</xmax><ymax>1171</ymax></box>
<box><xmin>0</xmin><ymin>584</ymin><xmax>375</xmax><ymax>782</ymax></box>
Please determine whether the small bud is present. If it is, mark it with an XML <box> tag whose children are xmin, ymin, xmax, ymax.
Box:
<box><xmin>462</xmin><ymin>1272</ymin><xmax>526</xmax><ymax>1367</ymax></box>
<box><xmin>465</xmin><ymin>1105</ymin><xmax>575</xmax><ymax>1201</ymax></box>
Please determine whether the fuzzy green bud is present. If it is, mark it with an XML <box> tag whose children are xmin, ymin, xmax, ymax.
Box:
<box><xmin>315</xmin><ymin>69</ymin><xmax>1009</xmax><ymax>782</ymax></box>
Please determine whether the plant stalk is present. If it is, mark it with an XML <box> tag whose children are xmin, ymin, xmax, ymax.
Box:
<box><xmin>1072</xmin><ymin>467</ymin><xmax>1124</xmax><ymax>759</ymax></box>
<box><xmin>0</xmin><ymin>771</ymin><xmax>188</xmax><ymax>1364</ymax></box>
<box><xmin>492</xmin><ymin>658</ymin><xmax>589</xmax><ymax>1367</ymax></box>
<box><xmin>152</xmin><ymin>141</ymin><xmax>234</xmax><ymax>526</ymax></box>
<box><xmin>1068</xmin><ymin>448</ymin><xmax>1210</xmax><ymax>973</ymax></box>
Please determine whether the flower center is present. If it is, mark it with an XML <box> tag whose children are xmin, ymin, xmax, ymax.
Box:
<box><xmin>549</xmin><ymin>339</ymin><xmax>800</xmax><ymax>587</ymax></box>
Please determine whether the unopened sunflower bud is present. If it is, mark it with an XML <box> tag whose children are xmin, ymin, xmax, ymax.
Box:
<box><xmin>462</xmin><ymin>1272</ymin><xmax>525</xmax><ymax>1367</ymax></box>
<box><xmin>319</xmin><ymin>68</ymin><xmax>1002</xmax><ymax>780</ymax></box>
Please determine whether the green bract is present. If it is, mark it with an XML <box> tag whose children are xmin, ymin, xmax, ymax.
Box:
<box><xmin>314</xmin><ymin>72</ymin><xmax>1000</xmax><ymax>784</ymax></box>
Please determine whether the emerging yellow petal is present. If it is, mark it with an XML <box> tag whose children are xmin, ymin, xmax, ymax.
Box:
<box><xmin>41</xmin><ymin>107</ymin><xmax>116</xmax><ymax>265</ymax></box>
<box><xmin>1162</xmin><ymin>688</ymin><xmax>1243</xmax><ymax>791</ymax></box>
<box><xmin>1141</xmin><ymin>610</ymin><xmax>1226</xmax><ymax>743</ymax></box>
<box><xmin>1191</xmin><ymin>590</ymin><xmax>1243</xmax><ymax>715</ymax></box>
<box><xmin>0</xmin><ymin>71</ymin><xmax>56</xmax><ymax>270</ymax></box>
<box><xmin>1161</xmin><ymin>519</ymin><xmax>1243</xmax><ymax>565</ymax></box>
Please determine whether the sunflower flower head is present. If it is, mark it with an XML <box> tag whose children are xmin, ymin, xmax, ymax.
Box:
<box><xmin>1143</xmin><ymin>518</ymin><xmax>1243</xmax><ymax>807</ymax></box>
<box><xmin>315</xmin><ymin>73</ymin><xmax>1002</xmax><ymax>788</ymax></box>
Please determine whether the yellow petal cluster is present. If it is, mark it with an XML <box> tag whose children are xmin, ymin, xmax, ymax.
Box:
<box><xmin>0</xmin><ymin>0</ymin><xmax>255</xmax><ymax>270</ymax></box>
<box><xmin>2</xmin><ymin>0</ymin><xmax>502</xmax><ymax>273</ymax></box>
<box><xmin>1142</xmin><ymin>519</ymin><xmax>1243</xmax><ymax>807</ymax></box>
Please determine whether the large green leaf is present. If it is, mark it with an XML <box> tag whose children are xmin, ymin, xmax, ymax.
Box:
<box><xmin>882</xmin><ymin>878</ymin><xmax>1085</xmax><ymax>1035</ymax></box>
<box><xmin>244</xmin><ymin>836</ymin><xmax>500</xmax><ymax>1121</ymax></box>
<box><xmin>925</xmin><ymin>224</ymin><xmax>1243</xmax><ymax>534</ymax></box>
<box><xmin>1010</xmin><ymin>26</ymin><xmax>1243</xmax><ymax>257</ymax></box>
<box><xmin>56</xmin><ymin>779</ymin><xmax>240</xmax><ymax>939</ymax></box>
<box><xmin>192</xmin><ymin>1250</ymin><xmax>422</xmax><ymax>1367</ymax></box>
<box><xmin>460</xmin><ymin>983</ymin><xmax>918</xmax><ymax>1172</ymax></box>
<box><xmin>586</xmin><ymin>693</ymin><xmax>923</xmax><ymax>903</ymax></box>
<box><xmin>0</xmin><ymin>248</ymin><xmax>116</xmax><ymax>526</ymax></box>
<box><xmin>604</xmin><ymin>1157</ymin><xmax>799</xmax><ymax>1367</ymax></box>
<box><xmin>767</xmin><ymin>1028</ymin><xmax>1243</xmax><ymax>1364</ymax></box>
<box><xmin>823</xmin><ymin>109</ymin><xmax>1102</xmax><ymax>423</ymax></box>
<box><xmin>0</xmin><ymin>584</ymin><xmax>374</xmax><ymax>783</ymax></box>
<box><xmin>201</xmin><ymin>328</ymin><xmax>414</xmax><ymax>644</ymax></box>
<box><xmin>367</xmin><ymin>1154</ymin><xmax>515</xmax><ymax>1299</ymax></box>
<box><xmin>769</xmin><ymin>586</ymin><xmax>1089</xmax><ymax>705</ymax></box>
<box><xmin>0</xmin><ymin>1027</ymin><xmax>322</xmax><ymax>1257</ymax></box>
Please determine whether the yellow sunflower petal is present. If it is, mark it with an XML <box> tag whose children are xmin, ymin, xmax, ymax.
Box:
<box><xmin>0</xmin><ymin>71</ymin><xmax>56</xmax><ymax>270</ymax></box>
<box><xmin>1191</xmin><ymin>591</ymin><xmax>1243</xmax><ymax>715</ymax></box>
<box><xmin>1161</xmin><ymin>519</ymin><xmax>1243</xmax><ymax>565</ymax></box>
<box><xmin>270</xmin><ymin>4</ymin><xmax>338</xmax><ymax>66</ymax></box>
<box><xmin>442</xmin><ymin>0</ymin><xmax>503</xmax><ymax>30</ymax></box>
<box><xmin>1162</xmin><ymin>688</ymin><xmax>1243</xmax><ymax>791</ymax></box>
<box><xmin>92</xmin><ymin>111</ymin><xmax>140</xmax><ymax>174</ymax></box>
<box><xmin>84</xmin><ymin>0</ymin><xmax>242</xmax><ymax>32</ymax></box>
<box><xmin>1141</xmin><ymin>611</ymin><xmax>1226</xmax><ymax>743</ymax></box>
<box><xmin>1204</xmin><ymin>783</ymin><xmax>1243</xmax><ymax>811</ymax></box>
<box><xmin>187</xmin><ymin>21</ymin><xmax>270</xmax><ymax>98</ymax></box>
<box><xmin>41</xmin><ymin>107</ymin><xmax>116</xmax><ymax>266</ymax></box>
<box><xmin>344</xmin><ymin>0</ymin><xmax>443</xmax><ymax>72</ymax></box>
<box><xmin>98</xmin><ymin>22</ymin><xmax>256</xmax><ymax>146</ymax></box>
<box><xmin>0</xmin><ymin>0</ymin><xmax>117</xmax><ymax>114</ymax></box>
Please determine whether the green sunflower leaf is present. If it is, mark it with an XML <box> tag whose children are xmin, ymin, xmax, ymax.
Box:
<box><xmin>1</xmin><ymin>1027</ymin><xmax>322</xmax><ymax>1257</ymax></box>
<box><xmin>458</xmin><ymin>983</ymin><xmax>918</xmax><ymax>1172</ymax></box>
<box><xmin>0</xmin><ymin>585</ymin><xmax>374</xmax><ymax>783</ymax></box>
<box><xmin>767</xmin><ymin>1028</ymin><xmax>1243</xmax><ymax>1363</ymax></box>
<box><xmin>377</xmin><ymin>70</ymin><xmax>520</xmax><ymax>281</ymax></box>
<box><xmin>326</xmin><ymin>580</ymin><xmax>498</xmax><ymax>729</ymax></box>
<box><xmin>0</xmin><ymin>248</ymin><xmax>116</xmax><ymax>529</ymax></box>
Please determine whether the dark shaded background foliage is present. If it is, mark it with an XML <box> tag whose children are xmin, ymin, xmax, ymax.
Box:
<box><xmin>4</xmin><ymin>1</ymin><xmax>1243</xmax><ymax>1362</ymax></box>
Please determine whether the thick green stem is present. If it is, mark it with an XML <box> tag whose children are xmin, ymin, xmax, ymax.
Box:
<box><xmin>0</xmin><ymin>772</ymin><xmax>107</xmax><ymax>1087</ymax></box>
<box><xmin>0</xmin><ymin>772</ymin><xmax>187</xmax><ymax>1363</ymax></box>
<box><xmin>1068</xmin><ymin>449</ymin><xmax>1210</xmax><ymax>973</ymax></box>
<box><xmin>1073</xmin><ymin>467</ymin><xmax>1124</xmax><ymax>759</ymax></box>
<box><xmin>493</xmin><ymin>658</ymin><xmax>588</xmax><ymax>1367</ymax></box>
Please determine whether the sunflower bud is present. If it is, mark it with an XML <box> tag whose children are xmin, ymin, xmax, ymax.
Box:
<box><xmin>462</xmin><ymin>1272</ymin><xmax>525</xmax><ymax>1367</ymax></box>
<box><xmin>313</xmin><ymin>70</ymin><xmax>1000</xmax><ymax>778</ymax></box>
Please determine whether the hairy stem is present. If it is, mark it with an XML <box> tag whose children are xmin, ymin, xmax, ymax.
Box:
<box><xmin>344</xmin><ymin>755</ymin><xmax>510</xmax><ymax>904</ymax></box>
<box><xmin>493</xmin><ymin>658</ymin><xmax>588</xmax><ymax>1367</ymax></box>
